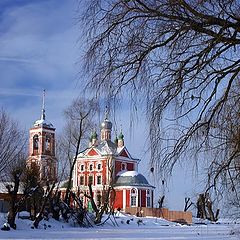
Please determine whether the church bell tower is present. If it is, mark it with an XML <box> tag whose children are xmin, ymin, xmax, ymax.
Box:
<box><xmin>26</xmin><ymin>90</ymin><xmax>57</xmax><ymax>184</ymax></box>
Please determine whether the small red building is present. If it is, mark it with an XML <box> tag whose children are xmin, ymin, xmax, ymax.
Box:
<box><xmin>73</xmin><ymin>113</ymin><xmax>155</xmax><ymax>211</ymax></box>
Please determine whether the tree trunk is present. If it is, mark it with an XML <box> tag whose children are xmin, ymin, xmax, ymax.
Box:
<box><xmin>33</xmin><ymin>183</ymin><xmax>55</xmax><ymax>228</ymax></box>
<box><xmin>215</xmin><ymin>209</ymin><xmax>220</xmax><ymax>222</ymax></box>
<box><xmin>158</xmin><ymin>196</ymin><xmax>165</xmax><ymax>209</ymax></box>
<box><xmin>6</xmin><ymin>170</ymin><xmax>21</xmax><ymax>229</ymax></box>
<box><xmin>197</xmin><ymin>194</ymin><xmax>207</xmax><ymax>219</ymax></box>
<box><xmin>206</xmin><ymin>198</ymin><xmax>215</xmax><ymax>221</ymax></box>
<box><xmin>94</xmin><ymin>186</ymin><xmax>111</xmax><ymax>224</ymax></box>
<box><xmin>184</xmin><ymin>197</ymin><xmax>193</xmax><ymax>212</ymax></box>
<box><xmin>63</xmin><ymin>121</ymin><xmax>83</xmax><ymax>220</ymax></box>
<box><xmin>7</xmin><ymin>208</ymin><xmax>17</xmax><ymax>229</ymax></box>
<box><xmin>51</xmin><ymin>191</ymin><xmax>61</xmax><ymax>221</ymax></box>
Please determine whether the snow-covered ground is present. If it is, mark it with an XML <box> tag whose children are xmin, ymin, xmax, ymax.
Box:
<box><xmin>0</xmin><ymin>212</ymin><xmax>239</xmax><ymax>239</ymax></box>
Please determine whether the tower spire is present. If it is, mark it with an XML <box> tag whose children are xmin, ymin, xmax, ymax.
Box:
<box><xmin>101</xmin><ymin>105</ymin><xmax>112</xmax><ymax>141</ymax></box>
<box><xmin>104</xmin><ymin>105</ymin><xmax>109</xmax><ymax>120</ymax></box>
<box><xmin>41</xmin><ymin>89</ymin><xmax>46</xmax><ymax>120</ymax></box>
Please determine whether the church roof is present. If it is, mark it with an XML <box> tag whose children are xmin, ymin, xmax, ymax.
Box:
<box><xmin>95</xmin><ymin>140</ymin><xmax>117</xmax><ymax>155</ymax></box>
<box><xmin>114</xmin><ymin>170</ymin><xmax>154</xmax><ymax>188</ymax></box>
<box><xmin>33</xmin><ymin>119</ymin><xmax>54</xmax><ymax>128</ymax></box>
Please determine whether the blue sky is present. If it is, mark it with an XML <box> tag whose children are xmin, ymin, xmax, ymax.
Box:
<box><xmin>0</xmin><ymin>0</ymin><xmax>80</xmax><ymax>130</ymax></box>
<box><xmin>0</xmin><ymin>0</ymin><xmax>204</xmax><ymax>212</ymax></box>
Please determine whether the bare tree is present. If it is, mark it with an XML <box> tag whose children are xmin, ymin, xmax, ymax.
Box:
<box><xmin>3</xmin><ymin>153</ymin><xmax>29</xmax><ymax>229</ymax></box>
<box><xmin>81</xmin><ymin>0</ymin><xmax>240</xmax><ymax>198</ymax></box>
<box><xmin>33</xmin><ymin>182</ymin><xmax>56</xmax><ymax>228</ymax></box>
<box><xmin>22</xmin><ymin>163</ymin><xmax>44</xmax><ymax>219</ymax></box>
<box><xmin>184</xmin><ymin>197</ymin><xmax>193</xmax><ymax>212</ymax></box>
<box><xmin>5</xmin><ymin>164</ymin><xmax>24</xmax><ymax>229</ymax></box>
<box><xmin>158</xmin><ymin>196</ymin><xmax>165</xmax><ymax>209</ymax></box>
<box><xmin>84</xmin><ymin>155</ymin><xmax>116</xmax><ymax>225</ymax></box>
<box><xmin>0</xmin><ymin>109</ymin><xmax>26</xmax><ymax>176</ymax></box>
<box><xmin>196</xmin><ymin>193</ymin><xmax>220</xmax><ymax>221</ymax></box>
<box><xmin>60</xmin><ymin>98</ymin><xmax>98</xmax><ymax>210</ymax></box>
<box><xmin>0</xmin><ymin>110</ymin><xmax>27</xmax><ymax>228</ymax></box>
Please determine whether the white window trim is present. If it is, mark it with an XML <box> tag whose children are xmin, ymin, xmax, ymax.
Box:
<box><xmin>96</xmin><ymin>162</ymin><xmax>102</xmax><ymax>171</ymax></box>
<box><xmin>79</xmin><ymin>175</ymin><xmax>85</xmax><ymax>185</ymax></box>
<box><xmin>88</xmin><ymin>162</ymin><xmax>94</xmax><ymax>172</ymax></box>
<box><xmin>96</xmin><ymin>174</ymin><xmax>102</xmax><ymax>185</ymax></box>
<box><xmin>146</xmin><ymin>189</ymin><xmax>151</xmax><ymax>207</ymax></box>
<box><xmin>130</xmin><ymin>188</ymin><xmax>138</xmax><ymax>207</ymax></box>
<box><xmin>78</xmin><ymin>163</ymin><xmax>85</xmax><ymax>172</ymax></box>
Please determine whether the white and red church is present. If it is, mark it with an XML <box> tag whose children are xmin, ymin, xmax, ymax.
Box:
<box><xmin>23</xmin><ymin>93</ymin><xmax>192</xmax><ymax>224</ymax></box>
<box><xmin>26</xmin><ymin>92</ymin><xmax>154</xmax><ymax>211</ymax></box>
<box><xmin>72</xmin><ymin>112</ymin><xmax>155</xmax><ymax>211</ymax></box>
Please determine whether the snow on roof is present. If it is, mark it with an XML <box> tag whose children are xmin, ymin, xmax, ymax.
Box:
<box><xmin>96</xmin><ymin>140</ymin><xmax>117</xmax><ymax>155</ymax></box>
<box><xmin>117</xmin><ymin>170</ymin><xmax>139</xmax><ymax>177</ymax></box>
<box><xmin>116</xmin><ymin>146</ymin><xmax>124</xmax><ymax>154</ymax></box>
<box><xmin>115</xmin><ymin>171</ymin><xmax>155</xmax><ymax>188</ymax></box>
<box><xmin>33</xmin><ymin>119</ymin><xmax>54</xmax><ymax>128</ymax></box>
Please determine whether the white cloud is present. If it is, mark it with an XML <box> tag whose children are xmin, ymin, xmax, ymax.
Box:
<box><xmin>0</xmin><ymin>0</ymin><xmax>80</xmax><ymax>88</ymax></box>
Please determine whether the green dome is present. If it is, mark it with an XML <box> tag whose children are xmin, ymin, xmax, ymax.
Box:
<box><xmin>91</xmin><ymin>131</ymin><xmax>98</xmax><ymax>139</ymax></box>
<box><xmin>118</xmin><ymin>132</ymin><xmax>124</xmax><ymax>140</ymax></box>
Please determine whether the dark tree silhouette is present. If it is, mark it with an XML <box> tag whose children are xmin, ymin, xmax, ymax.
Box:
<box><xmin>0</xmin><ymin>109</ymin><xmax>26</xmax><ymax>175</ymax></box>
<box><xmin>81</xmin><ymin>0</ymin><xmax>240</xmax><ymax>198</ymax></box>
<box><xmin>60</xmin><ymin>97</ymin><xmax>98</xmax><ymax>214</ymax></box>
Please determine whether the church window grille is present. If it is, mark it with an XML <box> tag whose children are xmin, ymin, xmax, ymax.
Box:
<box><xmin>97</xmin><ymin>175</ymin><xmax>101</xmax><ymax>185</ymax></box>
<box><xmin>79</xmin><ymin>176</ymin><xmax>84</xmax><ymax>185</ymax></box>
<box><xmin>89</xmin><ymin>164</ymin><xmax>93</xmax><ymax>171</ymax></box>
<box><xmin>146</xmin><ymin>189</ymin><xmax>151</xmax><ymax>207</ymax></box>
<box><xmin>80</xmin><ymin>165</ymin><xmax>84</xmax><ymax>171</ymax></box>
<box><xmin>130</xmin><ymin>188</ymin><xmax>137</xmax><ymax>207</ymax></box>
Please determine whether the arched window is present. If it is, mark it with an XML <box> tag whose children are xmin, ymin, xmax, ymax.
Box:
<box><xmin>89</xmin><ymin>164</ymin><xmax>93</xmax><ymax>171</ymax></box>
<box><xmin>45</xmin><ymin>135</ymin><xmax>51</xmax><ymax>151</ymax></box>
<box><xmin>121</xmin><ymin>163</ymin><xmax>127</xmax><ymax>171</ymax></box>
<box><xmin>146</xmin><ymin>189</ymin><xmax>151</xmax><ymax>207</ymax></box>
<box><xmin>33</xmin><ymin>135</ymin><xmax>39</xmax><ymax>150</ymax></box>
<box><xmin>97</xmin><ymin>163</ymin><xmax>101</xmax><ymax>170</ymax></box>
<box><xmin>96</xmin><ymin>175</ymin><xmax>102</xmax><ymax>185</ymax></box>
<box><xmin>131</xmin><ymin>188</ymin><xmax>137</xmax><ymax>207</ymax></box>
<box><xmin>80</xmin><ymin>164</ymin><xmax>84</xmax><ymax>171</ymax></box>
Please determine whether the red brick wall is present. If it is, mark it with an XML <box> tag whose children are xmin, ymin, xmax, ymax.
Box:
<box><xmin>126</xmin><ymin>189</ymin><xmax>130</xmax><ymax>208</ymax></box>
<box><xmin>141</xmin><ymin>190</ymin><xmax>146</xmax><ymax>207</ymax></box>
<box><xmin>115</xmin><ymin>161</ymin><xmax>135</xmax><ymax>176</ymax></box>
<box><xmin>114</xmin><ymin>190</ymin><xmax>123</xmax><ymax>209</ymax></box>
<box><xmin>115</xmin><ymin>161</ymin><xmax>122</xmax><ymax>175</ymax></box>
<box><xmin>77</xmin><ymin>159</ymin><xmax>107</xmax><ymax>186</ymax></box>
